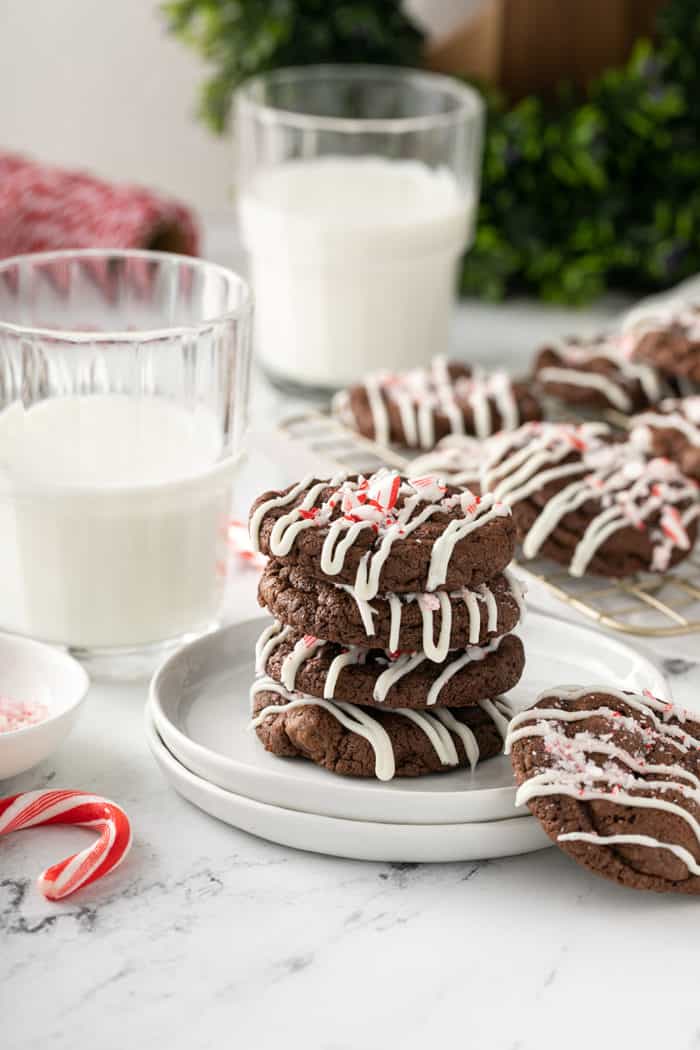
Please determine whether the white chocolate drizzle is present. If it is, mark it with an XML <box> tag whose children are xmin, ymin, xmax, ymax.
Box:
<box><xmin>632</xmin><ymin>396</ymin><xmax>700</xmax><ymax>449</ymax></box>
<box><xmin>336</xmin><ymin>571</ymin><xmax>524</xmax><ymax>661</ymax></box>
<box><xmin>481</xmin><ymin>422</ymin><xmax>700</xmax><ymax>576</ymax></box>
<box><xmin>537</xmin><ymin>335</ymin><xmax>665</xmax><ymax>410</ymax></box>
<box><xmin>250</xmin><ymin>468</ymin><xmax>510</xmax><ymax>602</ymax></box>
<box><xmin>505</xmin><ymin>685</ymin><xmax>700</xmax><ymax>877</ymax></box>
<box><xmin>250</xmin><ymin>677</ymin><xmax>511</xmax><ymax>780</ymax></box>
<box><xmin>254</xmin><ymin>621</ymin><xmax>507</xmax><ymax>705</ymax></box>
<box><xmin>344</xmin><ymin>358</ymin><xmax>526</xmax><ymax>450</ymax></box>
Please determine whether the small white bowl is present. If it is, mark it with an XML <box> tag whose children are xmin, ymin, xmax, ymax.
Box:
<box><xmin>0</xmin><ymin>633</ymin><xmax>90</xmax><ymax>781</ymax></box>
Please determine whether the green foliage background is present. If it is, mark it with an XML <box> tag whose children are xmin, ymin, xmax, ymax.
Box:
<box><xmin>165</xmin><ymin>0</ymin><xmax>700</xmax><ymax>304</ymax></box>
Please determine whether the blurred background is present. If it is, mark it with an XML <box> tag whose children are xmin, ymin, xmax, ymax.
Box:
<box><xmin>1</xmin><ymin>0</ymin><xmax>699</xmax><ymax>305</ymax></box>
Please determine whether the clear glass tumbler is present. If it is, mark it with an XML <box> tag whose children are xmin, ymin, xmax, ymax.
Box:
<box><xmin>235</xmin><ymin>64</ymin><xmax>483</xmax><ymax>394</ymax></box>
<box><xmin>0</xmin><ymin>250</ymin><xmax>252</xmax><ymax>677</ymax></box>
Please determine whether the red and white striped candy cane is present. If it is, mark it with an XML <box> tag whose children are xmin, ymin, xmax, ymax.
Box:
<box><xmin>0</xmin><ymin>790</ymin><xmax>132</xmax><ymax>901</ymax></box>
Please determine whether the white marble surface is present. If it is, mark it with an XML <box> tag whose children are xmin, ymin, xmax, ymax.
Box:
<box><xmin>4</xmin><ymin>234</ymin><xmax>700</xmax><ymax>1050</ymax></box>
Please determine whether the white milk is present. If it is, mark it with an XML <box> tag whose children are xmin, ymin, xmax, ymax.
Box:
<box><xmin>239</xmin><ymin>156</ymin><xmax>472</xmax><ymax>388</ymax></box>
<box><xmin>0</xmin><ymin>396</ymin><xmax>234</xmax><ymax>649</ymax></box>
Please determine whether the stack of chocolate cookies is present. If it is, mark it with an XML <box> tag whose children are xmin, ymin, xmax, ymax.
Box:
<box><xmin>247</xmin><ymin>469</ymin><xmax>526</xmax><ymax>781</ymax></box>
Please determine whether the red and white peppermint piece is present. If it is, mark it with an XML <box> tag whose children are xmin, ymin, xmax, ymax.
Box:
<box><xmin>302</xmin><ymin>635</ymin><xmax>318</xmax><ymax>649</ymax></box>
<box><xmin>367</xmin><ymin>472</ymin><xmax>402</xmax><ymax>511</ymax></box>
<box><xmin>410</xmin><ymin>475</ymin><xmax>447</xmax><ymax>502</ymax></box>
<box><xmin>228</xmin><ymin>520</ymin><xmax>267</xmax><ymax>570</ymax></box>
<box><xmin>418</xmin><ymin>593</ymin><xmax>441</xmax><ymax>612</ymax></box>
<box><xmin>660</xmin><ymin>506</ymin><xmax>690</xmax><ymax>549</ymax></box>
<box><xmin>0</xmin><ymin>790</ymin><xmax>132</xmax><ymax>901</ymax></box>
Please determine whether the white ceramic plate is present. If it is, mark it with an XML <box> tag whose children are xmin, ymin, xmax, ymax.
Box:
<box><xmin>148</xmin><ymin>612</ymin><xmax>668</xmax><ymax>825</ymax></box>
<box><xmin>0</xmin><ymin>632</ymin><xmax>90</xmax><ymax>780</ymax></box>
<box><xmin>146</xmin><ymin>715</ymin><xmax>551</xmax><ymax>863</ymax></box>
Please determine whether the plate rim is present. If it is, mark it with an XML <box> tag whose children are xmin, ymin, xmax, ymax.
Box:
<box><xmin>146</xmin><ymin>712</ymin><xmax>552</xmax><ymax>863</ymax></box>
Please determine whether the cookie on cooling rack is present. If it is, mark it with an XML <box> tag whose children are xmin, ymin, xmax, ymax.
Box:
<box><xmin>507</xmin><ymin>686</ymin><xmax>700</xmax><ymax>894</ymax></box>
<box><xmin>625</xmin><ymin>302</ymin><xmax>700</xmax><ymax>385</ymax></box>
<box><xmin>249</xmin><ymin>470</ymin><xmax>515</xmax><ymax>598</ymax></box>
<box><xmin>480</xmin><ymin>421</ymin><xmax>700</xmax><ymax>577</ymax></box>
<box><xmin>333</xmin><ymin>358</ymin><xmax>542</xmax><ymax>450</ymax></box>
<box><xmin>257</xmin><ymin>560</ymin><xmax>524</xmax><ymax>654</ymax></box>
<box><xmin>533</xmin><ymin>334</ymin><xmax>665</xmax><ymax>414</ymax></box>
<box><xmin>631</xmin><ymin>396</ymin><xmax>700</xmax><ymax>482</ymax></box>
<box><xmin>251</xmin><ymin>681</ymin><xmax>509</xmax><ymax>779</ymax></box>
<box><xmin>256</xmin><ymin>622</ymin><xmax>525</xmax><ymax>710</ymax></box>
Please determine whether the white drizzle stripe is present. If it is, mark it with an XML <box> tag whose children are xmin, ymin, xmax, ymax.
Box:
<box><xmin>419</xmin><ymin>591</ymin><xmax>453</xmax><ymax>662</ymax></box>
<box><xmin>556</xmin><ymin>832</ymin><xmax>700</xmax><ymax>875</ymax></box>
<box><xmin>324</xmin><ymin>648</ymin><xmax>365</xmax><ymax>699</ymax></box>
<box><xmin>254</xmin><ymin>621</ymin><xmax>292</xmax><ymax>673</ymax></box>
<box><xmin>481</xmin><ymin>423</ymin><xmax>700</xmax><ymax>576</ymax></box>
<box><xmin>633</xmin><ymin>406</ymin><xmax>700</xmax><ymax>448</ymax></box>
<box><xmin>477</xmin><ymin>696</ymin><xmax>512</xmax><ymax>739</ymax></box>
<box><xmin>387</xmin><ymin>593</ymin><xmax>403</xmax><ymax>652</ymax></box>
<box><xmin>425</xmin><ymin>638</ymin><xmax>502</xmax><ymax>706</ymax></box>
<box><xmin>363</xmin><ymin>374</ymin><xmax>391</xmax><ymax>446</ymax></box>
<box><xmin>433</xmin><ymin>709</ymin><xmax>480</xmax><ymax>769</ymax></box>
<box><xmin>541</xmin><ymin>337</ymin><xmax>666</xmax><ymax>405</ymax></box>
<box><xmin>338</xmin><ymin>583</ymin><xmax>376</xmax><ymax>636</ymax></box>
<box><xmin>504</xmin><ymin>685</ymin><xmax>700</xmax><ymax>877</ymax></box>
<box><xmin>538</xmin><ymin>366</ymin><xmax>632</xmax><ymax>412</ymax></box>
<box><xmin>249</xmin><ymin>678</ymin><xmax>506</xmax><ymax>780</ymax></box>
<box><xmin>399</xmin><ymin>708</ymin><xmax>460</xmax><ymax>765</ymax></box>
<box><xmin>372</xmin><ymin>653</ymin><xmax>425</xmax><ymax>703</ymax></box>
<box><xmin>280</xmin><ymin>636</ymin><xmax>325</xmax><ymax>691</ymax></box>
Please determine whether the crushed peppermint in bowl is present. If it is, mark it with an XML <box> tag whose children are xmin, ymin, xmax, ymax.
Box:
<box><xmin>0</xmin><ymin>633</ymin><xmax>89</xmax><ymax>779</ymax></box>
<box><xmin>0</xmin><ymin>697</ymin><xmax>49</xmax><ymax>734</ymax></box>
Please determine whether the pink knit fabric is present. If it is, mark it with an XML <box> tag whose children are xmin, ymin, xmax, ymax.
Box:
<box><xmin>0</xmin><ymin>152</ymin><xmax>199</xmax><ymax>258</ymax></box>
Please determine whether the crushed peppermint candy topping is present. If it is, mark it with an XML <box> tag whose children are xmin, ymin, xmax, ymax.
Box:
<box><xmin>302</xmin><ymin>635</ymin><xmax>319</xmax><ymax>649</ymax></box>
<box><xmin>0</xmin><ymin>697</ymin><xmax>49</xmax><ymax>734</ymax></box>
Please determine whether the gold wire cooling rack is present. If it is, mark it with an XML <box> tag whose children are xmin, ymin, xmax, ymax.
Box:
<box><xmin>279</xmin><ymin>409</ymin><xmax>700</xmax><ymax>639</ymax></box>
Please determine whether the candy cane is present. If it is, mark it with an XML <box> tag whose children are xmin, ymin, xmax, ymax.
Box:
<box><xmin>0</xmin><ymin>790</ymin><xmax>132</xmax><ymax>901</ymax></box>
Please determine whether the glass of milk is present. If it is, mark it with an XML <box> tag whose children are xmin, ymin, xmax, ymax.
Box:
<box><xmin>235</xmin><ymin>65</ymin><xmax>483</xmax><ymax>392</ymax></box>
<box><xmin>0</xmin><ymin>250</ymin><xmax>252</xmax><ymax>676</ymax></box>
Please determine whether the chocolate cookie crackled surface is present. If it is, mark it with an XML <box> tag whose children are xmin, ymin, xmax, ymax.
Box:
<box><xmin>507</xmin><ymin>687</ymin><xmax>700</xmax><ymax>894</ymax></box>
<box><xmin>247</xmin><ymin>469</ymin><xmax>526</xmax><ymax>780</ymax></box>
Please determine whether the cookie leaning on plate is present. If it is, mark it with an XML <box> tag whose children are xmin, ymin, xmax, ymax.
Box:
<box><xmin>249</xmin><ymin>470</ymin><xmax>515</xmax><ymax>596</ymax></box>
<box><xmin>507</xmin><ymin>686</ymin><xmax>700</xmax><ymax>894</ymax></box>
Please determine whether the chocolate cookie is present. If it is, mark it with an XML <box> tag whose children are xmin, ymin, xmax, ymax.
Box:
<box><xmin>251</xmin><ymin>679</ymin><xmax>510</xmax><ymax>779</ymax></box>
<box><xmin>507</xmin><ymin>686</ymin><xmax>700</xmax><ymax>894</ymax></box>
<box><xmin>533</xmin><ymin>334</ymin><xmax>665</xmax><ymax>413</ymax></box>
<box><xmin>631</xmin><ymin>396</ymin><xmax>700</xmax><ymax>482</ymax></box>
<box><xmin>249</xmin><ymin>470</ymin><xmax>515</xmax><ymax>598</ymax></box>
<box><xmin>480</xmin><ymin>421</ymin><xmax>700</xmax><ymax>576</ymax></box>
<box><xmin>257</xmin><ymin>621</ymin><xmax>525</xmax><ymax>709</ymax></box>
<box><xmin>258</xmin><ymin>561</ymin><xmax>524</xmax><ymax>656</ymax></box>
<box><xmin>333</xmin><ymin>358</ymin><xmax>542</xmax><ymax>450</ymax></box>
<box><xmin>627</xmin><ymin>303</ymin><xmax>700</xmax><ymax>384</ymax></box>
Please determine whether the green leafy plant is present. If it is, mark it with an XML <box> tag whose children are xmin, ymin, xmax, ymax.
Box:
<box><xmin>165</xmin><ymin>0</ymin><xmax>700</xmax><ymax>304</ymax></box>
<box><xmin>163</xmin><ymin>0</ymin><xmax>423</xmax><ymax>132</ymax></box>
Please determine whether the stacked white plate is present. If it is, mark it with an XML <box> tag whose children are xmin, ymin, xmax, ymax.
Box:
<box><xmin>147</xmin><ymin>613</ymin><xmax>668</xmax><ymax>863</ymax></box>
